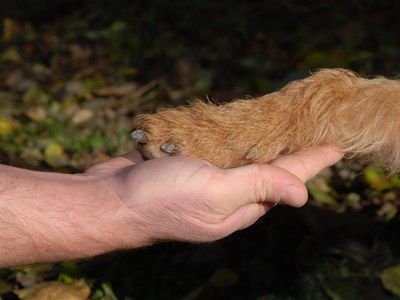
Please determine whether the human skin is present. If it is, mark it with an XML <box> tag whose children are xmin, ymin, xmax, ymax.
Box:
<box><xmin>133</xmin><ymin>69</ymin><xmax>400</xmax><ymax>174</ymax></box>
<box><xmin>0</xmin><ymin>145</ymin><xmax>342</xmax><ymax>267</ymax></box>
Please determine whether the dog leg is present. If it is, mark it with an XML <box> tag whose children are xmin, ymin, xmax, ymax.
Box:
<box><xmin>133</xmin><ymin>69</ymin><xmax>400</xmax><ymax>172</ymax></box>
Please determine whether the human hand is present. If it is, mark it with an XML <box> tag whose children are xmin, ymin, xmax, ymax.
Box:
<box><xmin>86</xmin><ymin>145</ymin><xmax>343</xmax><ymax>248</ymax></box>
<box><xmin>0</xmin><ymin>144</ymin><xmax>342</xmax><ymax>267</ymax></box>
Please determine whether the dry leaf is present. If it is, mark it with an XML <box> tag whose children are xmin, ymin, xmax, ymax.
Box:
<box><xmin>64</xmin><ymin>81</ymin><xmax>91</xmax><ymax>100</ymax></box>
<box><xmin>26</xmin><ymin>107</ymin><xmax>47</xmax><ymax>122</ymax></box>
<box><xmin>72</xmin><ymin>109</ymin><xmax>94</xmax><ymax>124</ymax></box>
<box><xmin>0</xmin><ymin>118</ymin><xmax>15</xmax><ymax>136</ymax></box>
<box><xmin>1</xmin><ymin>46</ymin><xmax>22</xmax><ymax>63</ymax></box>
<box><xmin>307</xmin><ymin>177</ymin><xmax>336</xmax><ymax>205</ymax></box>
<box><xmin>377</xmin><ymin>202</ymin><xmax>398</xmax><ymax>220</ymax></box>
<box><xmin>69</xmin><ymin>43</ymin><xmax>92</xmax><ymax>61</ymax></box>
<box><xmin>44</xmin><ymin>142</ymin><xmax>69</xmax><ymax>167</ymax></box>
<box><xmin>2</xmin><ymin>18</ymin><xmax>21</xmax><ymax>41</ymax></box>
<box><xmin>380</xmin><ymin>265</ymin><xmax>400</xmax><ymax>296</ymax></box>
<box><xmin>15</xmin><ymin>279</ymin><xmax>90</xmax><ymax>300</ymax></box>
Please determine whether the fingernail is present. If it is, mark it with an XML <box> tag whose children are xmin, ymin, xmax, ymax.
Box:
<box><xmin>280</xmin><ymin>185</ymin><xmax>303</xmax><ymax>206</ymax></box>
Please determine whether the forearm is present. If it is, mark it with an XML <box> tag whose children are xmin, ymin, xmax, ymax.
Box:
<box><xmin>0</xmin><ymin>164</ymin><xmax>126</xmax><ymax>266</ymax></box>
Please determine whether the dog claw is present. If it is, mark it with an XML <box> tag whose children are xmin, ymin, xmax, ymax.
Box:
<box><xmin>161</xmin><ymin>140</ymin><xmax>178</xmax><ymax>155</ymax></box>
<box><xmin>245</xmin><ymin>149</ymin><xmax>257</xmax><ymax>160</ymax></box>
<box><xmin>131</xmin><ymin>129</ymin><xmax>147</xmax><ymax>144</ymax></box>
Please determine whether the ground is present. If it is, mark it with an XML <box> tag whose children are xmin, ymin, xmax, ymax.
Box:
<box><xmin>1</xmin><ymin>1</ymin><xmax>400</xmax><ymax>299</ymax></box>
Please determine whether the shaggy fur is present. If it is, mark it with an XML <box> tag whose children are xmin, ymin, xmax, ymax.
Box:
<box><xmin>132</xmin><ymin>69</ymin><xmax>400</xmax><ymax>173</ymax></box>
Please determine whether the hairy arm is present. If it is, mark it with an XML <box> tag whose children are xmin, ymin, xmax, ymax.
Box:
<box><xmin>0</xmin><ymin>146</ymin><xmax>343</xmax><ymax>267</ymax></box>
<box><xmin>0</xmin><ymin>165</ymin><xmax>126</xmax><ymax>266</ymax></box>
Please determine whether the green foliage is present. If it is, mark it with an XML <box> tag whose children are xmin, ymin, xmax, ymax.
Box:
<box><xmin>1</xmin><ymin>1</ymin><xmax>400</xmax><ymax>299</ymax></box>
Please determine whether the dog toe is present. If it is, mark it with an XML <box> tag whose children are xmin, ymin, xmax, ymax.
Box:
<box><xmin>160</xmin><ymin>140</ymin><xmax>179</xmax><ymax>155</ymax></box>
<box><xmin>131</xmin><ymin>129</ymin><xmax>148</xmax><ymax>144</ymax></box>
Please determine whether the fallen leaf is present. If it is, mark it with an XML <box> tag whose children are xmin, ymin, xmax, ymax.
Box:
<box><xmin>345</xmin><ymin>192</ymin><xmax>362</xmax><ymax>210</ymax></box>
<box><xmin>23</xmin><ymin>86</ymin><xmax>49</xmax><ymax>105</ymax></box>
<box><xmin>0</xmin><ymin>280</ymin><xmax>12</xmax><ymax>294</ymax></box>
<box><xmin>1</xmin><ymin>46</ymin><xmax>22</xmax><ymax>63</ymax></box>
<box><xmin>4</xmin><ymin>69</ymin><xmax>23</xmax><ymax>89</ymax></box>
<box><xmin>3</xmin><ymin>18</ymin><xmax>21</xmax><ymax>41</ymax></box>
<box><xmin>383</xmin><ymin>191</ymin><xmax>397</xmax><ymax>202</ymax></box>
<box><xmin>376</xmin><ymin>202</ymin><xmax>398</xmax><ymax>220</ymax></box>
<box><xmin>365</xmin><ymin>168</ymin><xmax>400</xmax><ymax>192</ymax></box>
<box><xmin>20</xmin><ymin>148</ymin><xmax>43</xmax><ymax>166</ymax></box>
<box><xmin>25</xmin><ymin>107</ymin><xmax>47</xmax><ymax>122</ymax></box>
<box><xmin>15</xmin><ymin>279</ymin><xmax>90</xmax><ymax>300</ymax></box>
<box><xmin>64</xmin><ymin>81</ymin><xmax>91</xmax><ymax>100</ymax></box>
<box><xmin>307</xmin><ymin>177</ymin><xmax>336</xmax><ymax>205</ymax></box>
<box><xmin>364</xmin><ymin>167</ymin><xmax>391</xmax><ymax>191</ymax></box>
<box><xmin>71</xmin><ymin>109</ymin><xmax>94</xmax><ymax>125</ymax></box>
<box><xmin>16</xmin><ymin>272</ymin><xmax>41</xmax><ymax>288</ymax></box>
<box><xmin>380</xmin><ymin>265</ymin><xmax>400</xmax><ymax>296</ymax></box>
<box><xmin>4</xmin><ymin>69</ymin><xmax>36</xmax><ymax>92</ymax></box>
<box><xmin>69</xmin><ymin>43</ymin><xmax>93</xmax><ymax>61</ymax></box>
<box><xmin>44</xmin><ymin>142</ymin><xmax>69</xmax><ymax>167</ymax></box>
<box><xmin>100</xmin><ymin>283</ymin><xmax>118</xmax><ymax>300</ymax></box>
<box><xmin>0</xmin><ymin>118</ymin><xmax>15</xmax><ymax>136</ymax></box>
<box><xmin>32</xmin><ymin>63</ymin><xmax>52</xmax><ymax>77</ymax></box>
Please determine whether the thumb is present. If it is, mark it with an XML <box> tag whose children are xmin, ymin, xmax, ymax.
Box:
<box><xmin>208</xmin><ymin>164</ymin><xmax>307</xmax><ymax>237</ymax></box>
<box><xmin>211</xmin><ymin>202</ymin><xmax>270</xmax><ymax>239</ymax></box>
<box><xmin>213</xmin><ymin>164</ymin><xmax>308</xmax><ymax>211</ymax></box>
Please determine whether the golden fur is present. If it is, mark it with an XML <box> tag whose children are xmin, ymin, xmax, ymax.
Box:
<box><xmin>132</xmin><ymin>69</ymin><xmax>400</xmax><ymax>173</ymax></box>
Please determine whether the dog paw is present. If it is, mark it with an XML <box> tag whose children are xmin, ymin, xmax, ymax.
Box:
<box><xmin>131</xmin><ymin>108</ymin><xmax>189</xmax><ymax>161</ymax></box>
<box><xmin>131</xmin><ymin>101</ymin><xmax>270</xmax><ymax>168</ymax></box>
<box><xmin>132</xmin><ymin>128</ymin><xmax>179</xmax><ymax>157</ymax></box>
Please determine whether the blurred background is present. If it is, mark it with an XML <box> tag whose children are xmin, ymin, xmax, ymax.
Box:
<box><xmin>1</xmin><ymin>0</ymin><xmax>400</xmax><ymax>299</ymax></box>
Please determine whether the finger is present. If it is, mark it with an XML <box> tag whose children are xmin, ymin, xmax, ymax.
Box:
<box><xmin>270</xmin><ymin>144</ymin><xmax>344</xmax><ymax>182</ymax></box>
<box><xmin>213</xmin><ymin>164</ymin><xmax>308</xmax><ymax>209</ymax></box>
<box><xmin>211</xmin><ymin>203</ymin><xmax>269</xmax><ymax>240</ymax></box>
<box><xmin>224</xmin><ymin>203</ymin><xmax>270</xmax><ymax>230</ymax></box>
